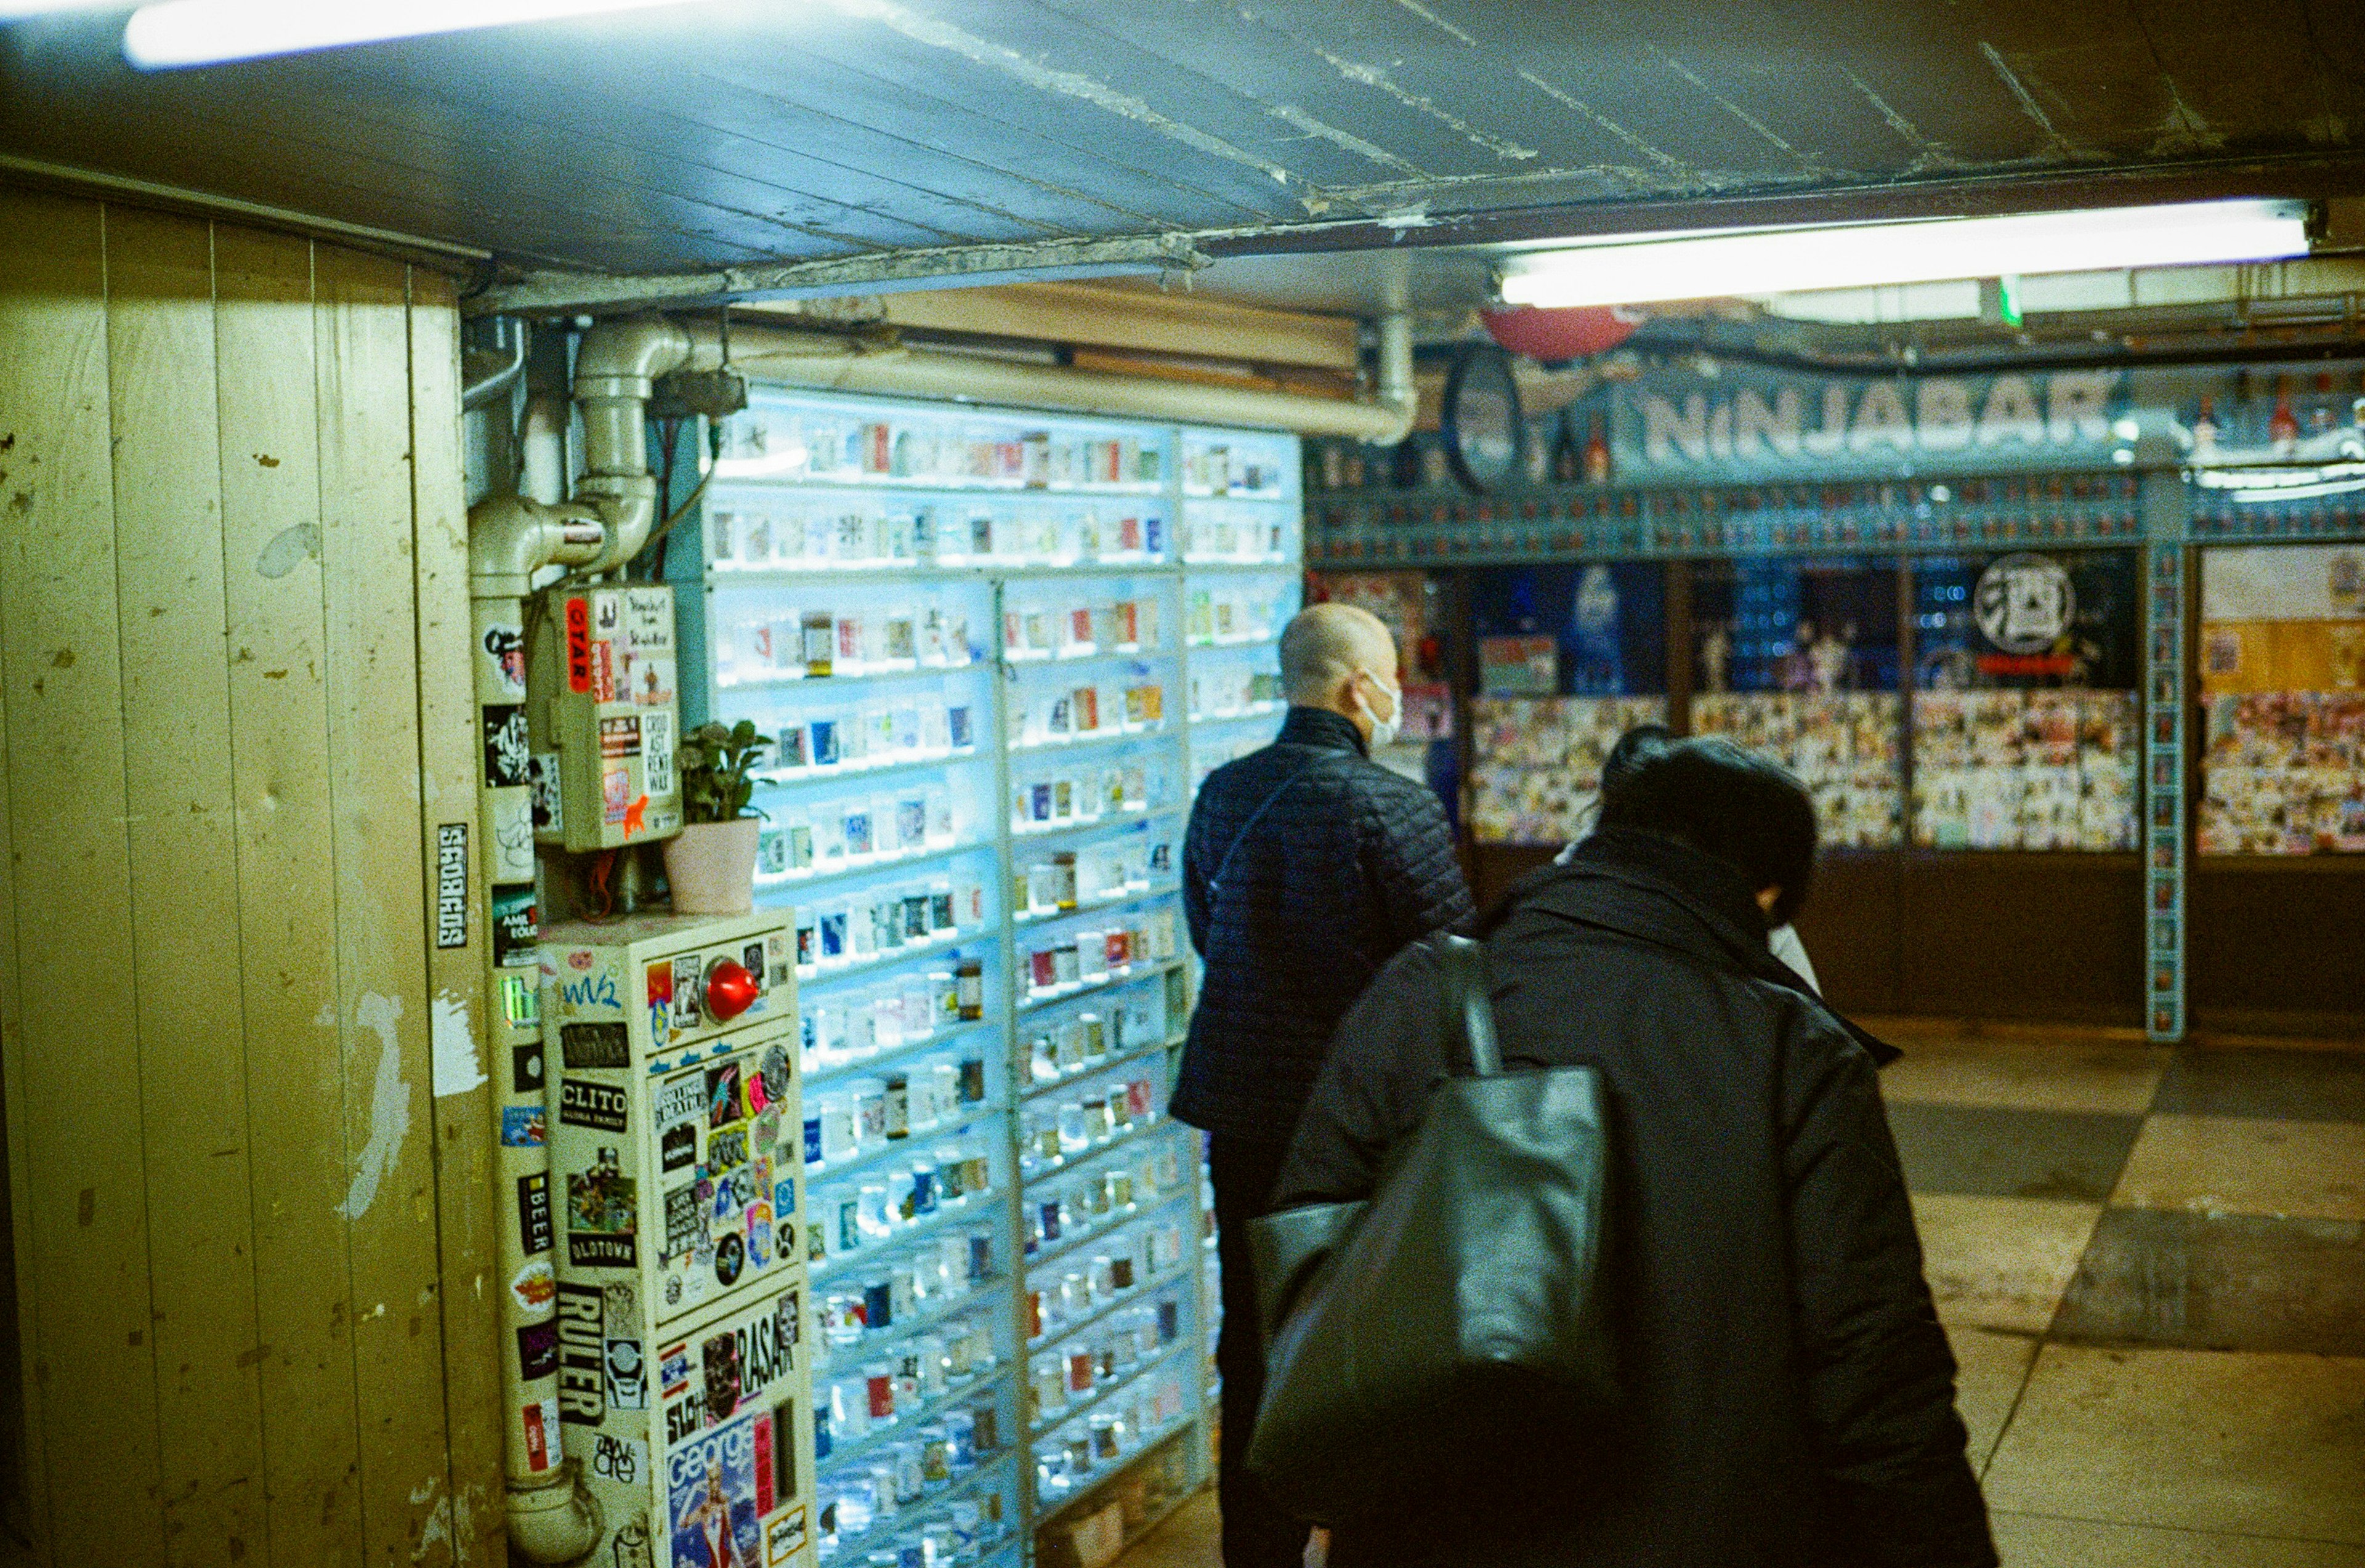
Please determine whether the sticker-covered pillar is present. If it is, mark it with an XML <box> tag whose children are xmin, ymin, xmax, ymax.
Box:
<box><xmin>469</xmin><ymin>502</ymin><xmax>606</xmax><ymax>1558</ymax></box>
<box><xmin>2141</xmin><ymin>470</ymin><xmax>2190</xmax><ymax>1043</ymax></box>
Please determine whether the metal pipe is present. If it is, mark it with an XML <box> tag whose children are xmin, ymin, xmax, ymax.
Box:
<box><xmin>520</xmin><ymin>393</ymin><xmax>569</xmax><ymax>507</ymax></box>
<box><xmin>671</xmin><ymin>315</ymin><xmax>1418</xmax><ymax>443</ymax></box>
<box><xmin>463</xmin><ymin>318</ymin><xmax>528</xmax><ymax>411</ymax></box>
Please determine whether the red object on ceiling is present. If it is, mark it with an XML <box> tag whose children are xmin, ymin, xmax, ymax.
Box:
<box><xmin>1479</xmin><ymin>305</ymin><xmax>1641</xmax><ymax>362</ymax></box>
<box><xmin>703</xmin><ymin>959</ymin><xmax>760</xmax><ymax>1022</ymax></box>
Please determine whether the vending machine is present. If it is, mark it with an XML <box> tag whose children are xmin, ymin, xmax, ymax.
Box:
<box><xmin>541</xmin><ymin>910</ymin><xmax>815</xmax><ymax>1568</ymax></box>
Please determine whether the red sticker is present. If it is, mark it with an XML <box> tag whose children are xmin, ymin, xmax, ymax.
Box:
<box><xmin>522</xmin><ymin>1398</ymin><xmax>555</xmax><ymax>1471</ymax></box>
<box><xmin>564</xmin><ymin>597</ymin><xmax>592</xmax><ymax>693</ymax></box>
<box><xmin>754</xmin><ymin>1410</ymin><xmax>776</xmax><ymax>1516</ymax></box>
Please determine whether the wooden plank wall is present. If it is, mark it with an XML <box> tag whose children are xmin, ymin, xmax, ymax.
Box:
<box><xmin>0</xmin><ymin>187</ymin><xmax>501</xmax><ymax>1566</ymax></box>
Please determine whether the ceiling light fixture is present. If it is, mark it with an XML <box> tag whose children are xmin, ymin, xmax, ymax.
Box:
<box><xmin>1495</xmin><ymin>200</ymin><xmax>2313</xmax><ymax>310</ymax></box>
<box><xmin>122</xmin><ymin>0</ymin><xmax>706</xmax><ymax>68</ymax></box>
<box><xmin>0</xmin><ymin>2</ymin><xmax>123</xmax><ymax>19</ymax></box>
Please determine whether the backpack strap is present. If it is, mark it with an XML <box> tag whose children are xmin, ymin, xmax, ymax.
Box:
<box><xmin>1433</xmin><ymin>933</ymin><xmax>1501</xmax><ymax>1078</ymax></box>
<box><xmin>1203</xmin><ymin>751</ymin><xmax>1346</xmax><ymax>896</ymax></box>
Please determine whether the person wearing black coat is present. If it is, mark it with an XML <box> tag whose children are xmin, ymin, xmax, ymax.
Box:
<box><xmin>1272</xmin><ymin>736</ymin><xmax>1997</xmax><ymax>1568</ymax></box>
<box><xmin>1174</xmin><ymin>601</ymin><xmax>1473</xmax><ymax>1567</ymax></box>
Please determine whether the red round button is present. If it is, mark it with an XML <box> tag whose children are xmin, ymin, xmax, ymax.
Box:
<box><xmin>703</xmin><ymin>958</ymin><xmax>759</xmax><ymax>1022</ymax></box>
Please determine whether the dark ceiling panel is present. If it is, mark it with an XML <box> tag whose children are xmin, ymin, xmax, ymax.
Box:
<box><xmin>774</xmin><ymin>9</ymin><xmax>1311</xmax><ymax>224</ymax></box>
<box><xmin>689</xmin><ymin>54</ymin><xmax>1244</xmax><ymax>233</ymax></box>
<box><xmin>1006</xmin><ymin>0</ymin><xmax>1551</xmax><ymax>188</ymax></box>
<box><xmin>907</xmin><ymin>0</ymin><xmax>1409</xmax><ymax>191</ymax></box>
<box><xmin>1</xmin><ymin>0</ymin><xmax>2359</xmax><ymax>289</ymax></box>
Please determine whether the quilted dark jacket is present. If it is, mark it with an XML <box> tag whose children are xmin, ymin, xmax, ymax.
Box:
<box><xmin>1172</xmin><ymin>706</ymin><xmax>1471</xmax><ymax>1146</ymax></box>
<box><xmin>1276</xmin><ymin>827</ymin><xmax>1993</xmax><ymax>1568</ymax></box>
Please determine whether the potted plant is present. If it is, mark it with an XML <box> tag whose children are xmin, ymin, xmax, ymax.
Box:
<box><xmin>663</xmin><ymin>719</ymin><xmax>767</xmax><ymax>914</ymax></box>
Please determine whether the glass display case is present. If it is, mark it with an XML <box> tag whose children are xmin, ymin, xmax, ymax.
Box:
<box><xmin>677</xmin><ymin>389</ymin><xmax>1301</xmax><ymax>1564</ymax></box>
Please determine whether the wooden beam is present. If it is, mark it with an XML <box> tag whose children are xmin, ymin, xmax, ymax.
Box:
<box><xmin>854</xmin><ymin>280</ymin><xmax>1360</xmax><ymax>371</ymax></box>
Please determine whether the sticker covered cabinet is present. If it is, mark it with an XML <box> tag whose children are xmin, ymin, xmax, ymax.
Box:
<box><xmin>540</xmin><ymin>910</ymin><xmax>817</xmax><ymax>1568</ymax></box>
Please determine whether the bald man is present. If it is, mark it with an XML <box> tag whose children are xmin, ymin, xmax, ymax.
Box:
<box><xmin>1174</xmin><ymin>602</ymin><xmax>1471</xmax><ymax>1567</ymax></box>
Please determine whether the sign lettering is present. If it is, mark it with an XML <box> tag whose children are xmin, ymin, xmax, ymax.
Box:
<box><xmin>434</xmin><ymin>824</ymin><xmax>468</xmax><ymax>949</ymax></box>
<box><xmin>556</xmin><ymin>1282</ymin><xmax>604</xmax><ymax>1425</ymax></box>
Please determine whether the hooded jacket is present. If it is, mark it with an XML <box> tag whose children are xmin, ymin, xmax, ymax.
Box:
<box><xmin>1274</xmin><ymin>826</ymin><xmax>1994</xmax><ymax>1568</ymax></box>
<box><xmin>1173</xmin><ymin>705</ymin><xmax>1472</xmax><ymax>1146</ymax></box>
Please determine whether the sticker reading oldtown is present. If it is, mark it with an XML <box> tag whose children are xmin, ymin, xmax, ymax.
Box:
<box><xmin>565</xmin><ymin>1147</ymin><xmax>639</xmax><ymax>1270</ymax></box>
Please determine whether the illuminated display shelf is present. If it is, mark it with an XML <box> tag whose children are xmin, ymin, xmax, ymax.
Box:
<box><xmin>676</xmin><ymin>387</ymin><xmax>1301</xmax><ymax>1547</ymax></box>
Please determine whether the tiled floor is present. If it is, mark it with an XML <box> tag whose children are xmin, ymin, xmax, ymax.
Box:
<box><xmin>1892</xmin><ymin>1028</ymin><xmax>2365</xmax><ymax>1565</ymax></box>
<box><xmin>1112</xmin><ymin>1030</ymin><xmax>2365</xmax><ymax>1567</ymax></box>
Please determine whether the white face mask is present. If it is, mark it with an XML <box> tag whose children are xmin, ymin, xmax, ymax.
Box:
<box><xmin>1359</xmin><ymin>669</ymin><xmax>1404</xmax><ymax>750</ymax></box>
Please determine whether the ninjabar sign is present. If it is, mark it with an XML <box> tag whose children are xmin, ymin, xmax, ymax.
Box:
<box><xmin>1610</xmin><ymin>368</ymin><xmax>2127</xmax><ymax>479</ymax></box>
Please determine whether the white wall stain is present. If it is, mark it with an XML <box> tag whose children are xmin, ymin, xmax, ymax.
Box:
<box><xmin>431</xmin><ymin>988</ymin><xmax>486</xmax><ymax>1098</ymax></box>
<box><xmin>338</xmin><ymin>992</ymin><xmax>412</xmax><ymax>1219</ymax></box>
<box><xmin>410</xmin><ymin>1477</ymin><xmax>452</xmax><ymax>1563</ymax></box>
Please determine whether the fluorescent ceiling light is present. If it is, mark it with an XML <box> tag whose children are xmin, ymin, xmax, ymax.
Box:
<box><xmin>123</xmin><ymin>0</ymin><xmax>706</xmax><ymax>68</ymax></box>
<box><xmin>1497</xmin><ymin>200</ymin><xmax>2312</xmax><ymax>310</ymax></box>
<box><xmin>0</xmin><ymin>2</ymin><xmax>122</xmax><ymax>18</ymax></box>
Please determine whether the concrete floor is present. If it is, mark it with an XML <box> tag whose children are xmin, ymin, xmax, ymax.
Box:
<box><xmin>1114</xmin><ymin>1027</ymin><xmax>2365</xmax><ymax>1567</ymax></box>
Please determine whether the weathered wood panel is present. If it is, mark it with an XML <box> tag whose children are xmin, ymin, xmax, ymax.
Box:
<box><xmin>212</xmin><ymin>222</ymin><xmax>370</xmax><ymax>1568</ymax></box>
<box><xmin>312</xmin><ymin>244</ymin><xmax>454</xmax><ymax>1568</ymax></box>
<box><xmin>103</xmin><ymin>203</ymin><xmax>270</xmax><ymax>1567</ymax></box>
<box><xmin>405</xmin><ymin>269</ymin><xmax>504</xmax><ymax>1561</ymax></box>
<box><xmin>0</xmin><ymin>187</ymin><xmax>168</xmax><ymax>1562</ymax></box>
<box><xmin>0</xmin><ymin>190</ymin><xmax>494</xmax><ymax>1567</ymax></box>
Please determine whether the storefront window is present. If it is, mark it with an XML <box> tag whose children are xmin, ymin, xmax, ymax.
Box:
<box><xmin>1909</xmin><ymin>550</ymin><xmax>2140</xmax><ymax>851</ymax></box>
<box><xmin>1466</xmin><ymin>564</ymin><xmax>1667</xmax><ymax>845</ymax></box>
<box><xmin>1689</xmin><ymin>557</ymin><xmax>1903</xmax><ymax>849</ymax></box>
<box><xmin>2198</xmin><ymin>544</ymin><xmax>2365</xmax><ymax>854</ymax></box>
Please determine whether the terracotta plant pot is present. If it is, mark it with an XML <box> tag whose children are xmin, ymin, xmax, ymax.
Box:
<box><xmin>663</xmin><ymin>818</ymin><xmax>760</xmax><ymax>915</ymax></box>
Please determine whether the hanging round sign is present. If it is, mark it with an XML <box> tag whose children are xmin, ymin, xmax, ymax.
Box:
<box><xmin>1974</xmin><ymin>553</ymin><xmax>2076</xmax><ymax>654</ymax></box>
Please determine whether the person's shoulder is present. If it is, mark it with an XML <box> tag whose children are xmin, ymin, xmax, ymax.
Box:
<box><xmin>1194</xmin><ymin>746</ymin><xmax>1275</xmax><ymax>801</ymax></box>
<box><xmin>1339</xmin><ymin>755</ymin><xmax>1447</xmax><ymax>818</ymax></box>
